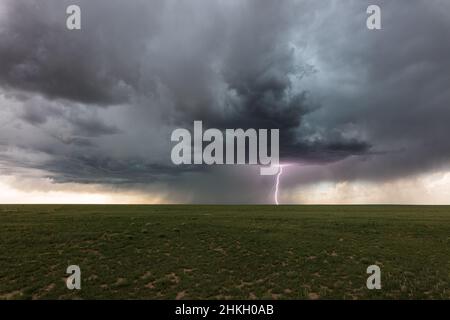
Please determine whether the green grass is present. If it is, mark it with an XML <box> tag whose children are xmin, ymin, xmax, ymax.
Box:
<box><xmin>0</xmin><ymin>205</ymin><xmax>449</xmax><ymax>300</ymax></box>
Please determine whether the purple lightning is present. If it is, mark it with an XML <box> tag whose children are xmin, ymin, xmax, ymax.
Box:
<box><xmin>274</xmin><ymin>164</ymin><xmax>291</xmax><ymax>205</ymax></box>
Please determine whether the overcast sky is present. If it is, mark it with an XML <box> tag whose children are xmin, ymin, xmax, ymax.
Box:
<box><xmin>0</xmin><ymin>0</ymin><xmax>449</xmax><ymax>204</ymax></box>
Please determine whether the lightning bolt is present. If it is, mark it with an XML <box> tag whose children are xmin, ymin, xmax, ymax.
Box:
<box><xmin>274</xmin><ymin>164</ymin><xmax>290</xmax><ymax>205</ymax></box>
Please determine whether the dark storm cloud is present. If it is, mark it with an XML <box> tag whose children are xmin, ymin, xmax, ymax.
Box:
<box><xmin>0</xmin><ymin>0</ymin><xmax>160</xmax><ymax>105</ymax></box>
<box><xmin>0</xmin><ymin>0</ymin><xmax>370</xmax><ymax>178</ymax></box>
<box><xmin>69</xmin><ymin>116</ymin><xmax>121</xmax><ymax>137</ymax></box>
<box><xmin>144</xmin><ymin>0</ymin><xmax>371</xmax><ymax>162</ymax></box>
<box><xmin>285</xmin><ymin>0</ymin><xmax>450</xmax><ymax>185</ymax></box>
<box><xmin>39</xmin><ymin>155</ymin><xmax>201</xmax><ymax>185</ymax></box>
<box><xmin>0</xmin><ymin>0</ymin><xmax>449</xmax><ymax>203</ymax></box>
<box><xmin>17</xmin><ymin>97</ymin><xmax>121</xmax><ymax>140</ymax></box>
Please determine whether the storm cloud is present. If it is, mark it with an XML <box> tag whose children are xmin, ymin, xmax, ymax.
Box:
<box><xmin>0</xmin><ymin>0</ymin><xmax>449</xmax><ymax>203</ymax></box>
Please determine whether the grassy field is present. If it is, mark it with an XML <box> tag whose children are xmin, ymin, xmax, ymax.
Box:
<box><xmin>0</xmin><ymin>205</ymin><xmax>449</xmax><ymax>300</ymax></box>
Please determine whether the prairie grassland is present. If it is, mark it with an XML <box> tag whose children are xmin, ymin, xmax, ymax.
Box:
<box><xmin>0</xmin><ymin>205</ymin><xmax>449</xmax><ymax>299</ymax></box>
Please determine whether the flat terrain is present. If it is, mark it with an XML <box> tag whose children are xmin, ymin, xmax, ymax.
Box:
<box><xmin>0</xmin><ymin>205</ymin><xmax>449</xmax><ymax>300</ymax></box>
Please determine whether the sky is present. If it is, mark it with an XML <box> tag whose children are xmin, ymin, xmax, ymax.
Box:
<box><xmin>0</xmin><ymin>0</ymin><xmax>450</xmax><ymax>204</ymax></box>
